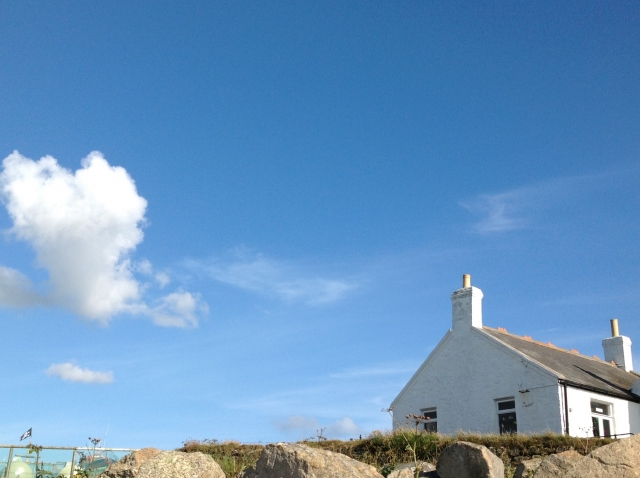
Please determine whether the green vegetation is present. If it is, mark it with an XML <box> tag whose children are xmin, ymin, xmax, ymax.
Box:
<box><xmin>179</xmin><ymin>431</ymin><xmax>615</xmax><ymax>478</ymax></box>
<box><xmin>180</xmin><ymin>439</ymin><xmax>263</xmax><ymax>478</ymax></box>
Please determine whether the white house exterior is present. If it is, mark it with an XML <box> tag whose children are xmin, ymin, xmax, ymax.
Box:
<box><xmin>391</xmin><ymin>275</ymin><xmax>640</xmax><ymax>438</ymax></box>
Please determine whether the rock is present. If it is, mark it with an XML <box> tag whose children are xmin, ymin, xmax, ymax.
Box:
<box><xmin>582</xmin><ymin>434</ymin><xmax>640</xmax><ymax>476</ymax></box>
<box><xmin>136</xmin><ymin>451</ymin><xmax>225</xmax><ymax>478</ymax></box>
<box><xmin>99</xmin><ymin>448</ymin><xmax>162</xmax><ymax>478</ymax></box>
<box><xmin>514</xmin><ymin>457</ymin><xmax>542</xmax><ymax>478</ymax></box>
<box><xmin>388</xmin><ymin>462</ymin><xmax>437</xmax><ymax>478</ymax></box>
<box><xmin>529</xmin><ymin>450</ymin><xmax>583</xmax><ymax>478</ymax></box>
<box><xmin>98</xmin><ymin>463</ymin><xmax>135</xmax><ymax>478</ymax></box>
<box><xmin>436</xmin><ymin>441</ymin><xmax>504</xmax><ymax>478</ymax></box>
<box><xmin>121</xmin><ymin>448</ymin><xmax>163</xmax><ymax>469</ymax></box>
<box><xmin>536</xmin><ymin>434</ymin><xmax>640</xmax><ymax>478</ymax></box>
<box><xmin>98</xmin><ymin>450</ymin><xmax>224</xmax><ymax>478</ymax></box>
<box><xmin>237</xmin><ymin>442</ymin><xmax>384</xmax><ymax>478</ymax></box>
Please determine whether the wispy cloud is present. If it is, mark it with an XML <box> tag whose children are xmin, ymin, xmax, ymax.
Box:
<box><xmin>46</xmin><ymin>362</ymin><xmax>114</xmax><ymax>384</ymax></box>
<box><xmin>539</xmin><ymin>289</ymin><xmax>640</xmax><ymax>308</ymax></box>
<box><xmin>273</xmin><ymin>415</ymin><xmax>319</xmax><ymax>434</ymax></box>
<box><xmin>186</xmin><ymin>250</ymin><xmax>358</xmax><ymax>305</ymax></box>
<box><xmin>461</xmin><ymin>189</ymin><xmax>531</xmax><ymax>233</ymax></box>
<box><xmin>460</xmin><ymin>171</ymin><xmax>628</xmax><ymax>234</ymax></box>
<box><xmin>134</xmin><ymin>259</ymin><xmax>171</xmax><ymax>288</ymax></box>
<box><xmin>273</xmin><ymin>415</ymin><xmax>362</xmax><ymax>439</ymax></box>
<box><xmin>0</xmin><ymin>151</ymin><xmax>207</xmax><ymax>327</ymax></box>
<box><xmin>329</xmin><ymin>362</ymin><xmax>419</xmax><ymax>379</ymax></box>
<box><xmin>230</xmin><ymin>360</ymin><xmax>417</xmax><ymax>436</ymax></box>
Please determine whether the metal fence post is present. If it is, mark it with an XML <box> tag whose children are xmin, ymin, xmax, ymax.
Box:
<box><xmin>69</xmin><ymin>450</ymin><xmax>76</xmax><ymax>478</ymax></box>
<box><xmin>35</xmin><ymin>449</ymin><xmax>40</xmax><ymax>478</ymax></box>
<box><xmin>4</xmin><ymin>447</ymin><xmax>13</xmax><ymax>478</ymax></box>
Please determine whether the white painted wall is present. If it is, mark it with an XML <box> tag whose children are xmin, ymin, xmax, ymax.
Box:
<box><xmin>391</xmin><ymin>325</ymin><xmax>564</xmax><ymax>435</ymax></box>
<box><xmin>564</xmin><ymin>386</ymin><xmax>640</xmax><ymax>438</ymax></box>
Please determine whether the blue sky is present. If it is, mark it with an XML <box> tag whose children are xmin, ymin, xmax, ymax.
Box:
<box><xmin>0</xmin><ymin>1</ymin><xmax>639</xmax><ymax>448</ymax></box>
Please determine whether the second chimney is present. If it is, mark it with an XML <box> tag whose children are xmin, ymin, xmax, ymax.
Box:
<box><xmin>602</xmin><ymin>319</ymin><xmax>633</xmax><ymax>372</ymax></box>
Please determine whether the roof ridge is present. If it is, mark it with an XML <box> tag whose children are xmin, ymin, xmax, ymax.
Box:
<box><xmin>484</xmin><ymin>326</ymin><xmax>617</xmax><ymax>368</ymax></box>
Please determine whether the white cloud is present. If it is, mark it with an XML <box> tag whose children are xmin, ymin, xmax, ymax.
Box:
<box><xmin>189</xmin><ymin>250</ymin><xmax>358</xmax><ymax>305</ymax></box>
<box><xmin>46</xmin><ymin>362</ymin><xmax>114</xmax><ymax>384</ymax></box>
<box><xmin>134</xmin><ymin>260</ymin><xmax>171</xmax><ymax>288</ymax></box>
<box><xmin>273</xmin><ymin>415</ymin><xmax>320</xmax><ymax>434</ymax></box>
<box><xmin>146</xmin><ymin>290</ymin><xmax>208</xmax><ymax>328</ymax></box>
<box><xmin>0</xmin><ymin>151</ymin><xmax>206</xmax><ymax>327</ymax></box>
<box><xmin>1</xmin><ymin>151</ymin><xmax>145</xmax><ymax>319</ymax></box>
<box><xmin>326</xmin><ymin>417</ymin><xmax>361</xmax><ymax>437</ymax></box>
<box><xmin>154</xmin><ymin>272</ymin><xmax>171</xmax><ymax>288</ymax></box>
<box><xmin>134</xmin><ymin>259</ymin><xmax>154</xmax><ymax>276</ymax></box>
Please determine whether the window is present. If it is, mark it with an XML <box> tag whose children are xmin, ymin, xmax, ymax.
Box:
<box><xmin>496</xmin><ymin>399</ymin><xmax>517</xmax><ymax>434</ymax></box>
<box><xmin>591</xmin><ymin>401</ymin><xmax>613</xmax><ymax>438</ymax></box>
<box><xmin>421</xmin><ymin>408</ymin><xmax>437</xmax><ymax>433</ymax></box>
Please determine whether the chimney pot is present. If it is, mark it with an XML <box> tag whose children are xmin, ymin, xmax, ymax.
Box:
<box><xmin>611</xmin><ymin>318</ymin><xmax>620</xmax><ymax>337</ymax></box>
<box><xmin>462</xmin><ymin>274</ymin><xmax>471</xmax><ymax>288</ymax></box>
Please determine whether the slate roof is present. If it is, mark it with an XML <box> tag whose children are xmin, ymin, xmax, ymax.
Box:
<box><xmin>483</xmin><ymin>326</ymin><xmax>640</xmax><ymax>402</ymax></box>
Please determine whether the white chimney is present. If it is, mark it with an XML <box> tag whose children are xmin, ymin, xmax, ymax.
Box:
<box><xmin>451</xmin><ymin>274</ymin><xmax>483</xmax><ymax>330</ymax></box>
<box><xmin>602</xmin><ymin>318</ymin><xmax>633</xmax><ymax>372</ymax></box>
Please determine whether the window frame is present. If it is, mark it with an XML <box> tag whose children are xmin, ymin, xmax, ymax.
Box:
<box><xmin>420</xmin><ymin>407</ymin><xmax>437</xmax><ymax>433</ymax></box>
<box><xmin>590</xmin><ymin>400</ymin><xmax>614</xmax><ymax>438</ymax></box>
<box><xmin>496</xmin><ymin>398</ymin><xmax>517</xmax><ymax>435</ymax></box>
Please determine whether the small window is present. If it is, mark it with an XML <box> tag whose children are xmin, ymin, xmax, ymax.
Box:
<box><xmin>421</xmin><ymin>408</ymin><xmax>437</xmax><ymax>433</ymax></box>
<box><xmin>496</xmin><ymin>398</ymin><xmax>517</xmax><ymax>434</ymax></box>
<box><xmin>590</xmin><ymin>400</ymin><xmax>613</xmax><ymax>438</ymax></box>
<box><xmin>591</xmin><ymin>402</ymin><xmax>610</xmax><ymax>415</ymax></box>
<box><xmin>498</xmin><ymin>400</ymin><xmax>516</xmax><ymax>411</ymax></box>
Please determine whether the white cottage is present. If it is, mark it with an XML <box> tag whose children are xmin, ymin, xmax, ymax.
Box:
<box><xmin>391</xmin><ymin>274</ymin><xmax>640</xmax><ymax>438</ymax></box>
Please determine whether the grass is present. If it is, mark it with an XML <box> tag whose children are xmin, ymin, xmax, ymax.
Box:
<box><xmin>178</xmin><ymin>431</ymin><xmax>616</xmax><ymax>478</ymax></box>
<box><xmin>180</xmin><ymin>439</ymin><xmax>263</xmax><ymax>477</ymax></box>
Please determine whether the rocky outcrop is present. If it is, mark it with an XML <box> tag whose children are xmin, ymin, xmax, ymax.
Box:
<box><xmin>436</xmin><ymin>441</ymin><xmax>503</xmax><ymax>478</ymax></box>
<box><xmin>387</xmin><ymin>462</ymin><xmax>437</xmax><ymax>478</ymax></box>
<box><xmin>532</xmin><ymin>434</ymin><xmax>640</xmax><ymax>478</ymax></box>
<box><xmin>523</xmin><ymin>450</ymin><xmax>582</xmax><ymax>478</ymax></box>
<box><xmin>237</xmin><ymin>442</ymin><xmax>384</xmax><ymax>478</ymax></box>
<box><xmin>577</xmin><ymin>434</ymin><xmax>640</xmax><ymax>477</ymax></box>
<box><xmin>98</xmin><ymin>450</ymin><xmax>224</xmax><ymax>478</ymax></box>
